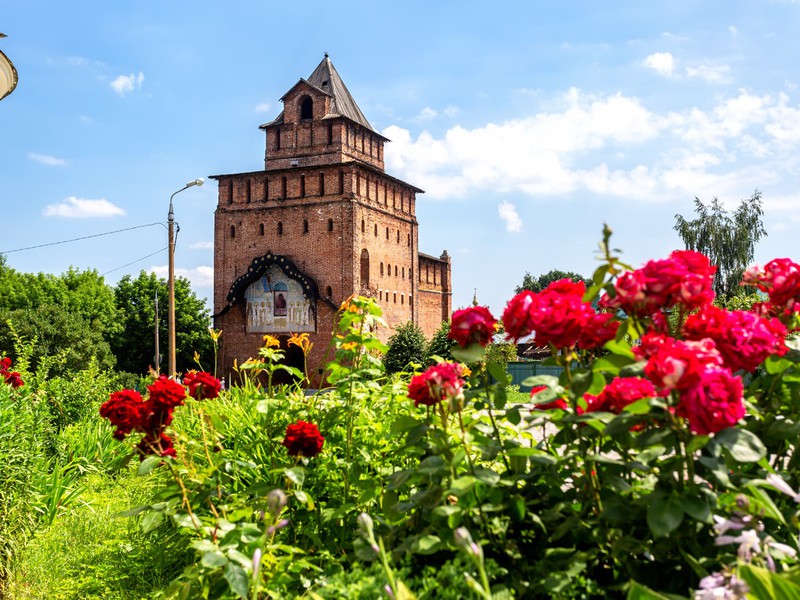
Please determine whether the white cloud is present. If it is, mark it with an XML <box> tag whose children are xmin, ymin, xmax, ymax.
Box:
<box><xmin>382</xmin><ymin>88</ymin><xmax>800</xmax><ymax>210</ymax></box>
<box><xmin>149</xmin><ymin>265</ymin><xmax>214</xmax><ymax>288</ymax></box>
<box><xmin>28</xmin><ymin>152</ymin><xmax>67</xmax><ymax>166</ymax></box>
<box><xmin>498</xmin><ymin>201</ymin><xmax>522</xmax><ymax>232</ymax></box>
<box><xmin>443</xmin><ymin>105</ymin><xmax>460</xmax><ymax>118</ymax></box>
<box><xmin>255</xmin><ymin>102</ymin><xmax>271</xmax><ymax>113</ymax></box>
<box><xmin>644</xmin><ymin>52</ymin><xmax>676</xmax><ymax>76</ymax></box>
<box><xmin>413</xmin><ymin>107</ymin><xmax>438</xmax><ymax>121</ymax></box>
<box><xmin>189</xmin><ymin>241</ymin><xmax>214</xmax><ymax>250</ymax></box>
<box><xmin>685</xmin><ymin>63</ymin><xmax>732</xmax><ymax>84</ymax></box>
<box><xmin>43</xmin><ymin>196</ymin><xmax>126</xmax><ymax>218</ymax></box>
<box><xmin>110</xmin><ymin>71</ymin><xmax>144</xmax><ymax>96</ymax></box>
<box><xmin>728</xmin><ymin>25</ymin><xmax>739</xmax><ymax>36</ymax></box>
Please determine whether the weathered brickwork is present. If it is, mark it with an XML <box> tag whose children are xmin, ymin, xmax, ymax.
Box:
<box><xmin>211</xmin><ymin>57</ymin><xmax>451</xmax><ymax>386</ymax></box>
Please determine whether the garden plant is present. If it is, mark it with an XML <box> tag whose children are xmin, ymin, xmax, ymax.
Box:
<box><xmin>2</xmin><ymin>227</ymin><xmax>800</xmax><ymax>599</ymax></box>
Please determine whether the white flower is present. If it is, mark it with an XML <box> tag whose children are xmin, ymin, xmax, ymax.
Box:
<box><xmin>765</xmin><ymin>474</ymin><xmax>800</xmax><ymax>503</ymax></box>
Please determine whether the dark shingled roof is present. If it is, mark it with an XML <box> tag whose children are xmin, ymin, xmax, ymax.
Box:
<box><xmin>261</xmin><ymin>55</ymin><xmax>375</xmax><ymax>132</ymax></box>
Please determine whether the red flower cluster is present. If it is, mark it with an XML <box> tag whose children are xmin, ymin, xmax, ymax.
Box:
<box><xmin>634</xmin><ymin>333</ymin><xmax>745</xmax><ymax>434</ymax></box>
<box><xmin>502</xmin><ymin>280</ymin><xmax>618</xmax><ymax>350</ymax></box>
<box><xmin>282</xmin><ymin>420</ymin><xmax>325</xmax><ymax>457</ymax></box>
<box><xmin>184</xmin><ymin>371</ymin><xmax>222</xmax><ymax>400</ymax></box>
<box><xmin>408</xmin><ymin>362</ymin><xmax>465</xmax><ymax>407</ymax></box>
<box><xmin>582</xmin><ymin>377</ymin><xmax>661</xmax><ymax>415</ymax></box>
<box><xmin>742</xmin><ymin>258</ymin><xmax>800</xmax><ymax>321</ymax></box>
<box><xmin>683</xmin><ymin>306</ymin><xmax>787</xmax><ymax>372</ymax></box>
<box><xmin>98</xmin><ymin>374</ymin><xmax>224</xmax><ymax>459</ymax></box>
<box><xmin>0</xmin><ymin>357</ymin><xmax>24</xmax><ymax>389</ymax></box>
<box><xmin>600</xmin><ymin>250</ymin><xmax>716</xmax><ymax>317</ymax></box>
<box><xmin>448</xmin><ymin>306</ymin><xmax>496</xmax><ymax>348</ymax></box>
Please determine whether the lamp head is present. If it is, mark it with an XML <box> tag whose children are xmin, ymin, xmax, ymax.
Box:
<box><xmin>186</xmin><ymin>178</ymin><xmax>205</xmax><ymax>188</ymax></box>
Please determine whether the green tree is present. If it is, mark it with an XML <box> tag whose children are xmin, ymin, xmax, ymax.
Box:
<box><xmin>515</xmin><ymin>269</ymin><xmax>591</xmax><ymax>294</ymax></box>
<box><xmin>0</xmin><ymin>260</ymin><xmax>120</xmax><ymax>375</ymax></box>
<box><xmin>111</xmin><ymin>271</ymin><xmax>213</xmax><ymax>375</ymax></box>
<box><xmin>426</xmin><ymin>320</ymin><xmax>454</xmax><ymax>364</ymax></box>
<box><xmin>674</xmin><ymin>190</ymin><xmax>767</xmax><ymax>299</ymax></box>
<box><xmin>384</xmin><ymin>321</ymin><xmax>427</xmax><ymax>375</ymax></box>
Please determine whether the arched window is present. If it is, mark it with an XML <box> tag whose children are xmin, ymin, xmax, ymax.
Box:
<box><xmin>360</xmin><ymin>249</ymin><xmax>370</xmax><ymax>287</ymax></box>
<box><xmin>361</xmin><ymin>219</ymin><xmax>365</xmax><ymax>233</ymax></box>
<box><xmin>319</xmin><ymin>173</ymin><xmax>325</xmax><ymax>196</ymax></box>
<box><xmin>385</xmin><ymin>227</ymin><xmax>389</xmax><ymax>240</ymax></box>
<box><xmin>380</xmin><ymin>262</ymin><xmax>384</xmax><ymax>276</ymax></box>
<box><xmin>259</xmin><ymin>223</ymin><xmax>264</xmax><ymax>236</ymax></box>
<box><xmin>277</xmin><ymin>221</ymin><xmax>283</xmax><ymax>235</ymax></box>
<box><xmin>230</xmin><ymin>225</ymin><xmax>236</xmax><ymax>238</ymax></box>
<box><xmin>300</xmin><ymin>96</ymin><xmax>313</xmax><ymax>120</ymax></box>
<box><xmin>300</xmin><ymin>175</ymin><xmax>306</xmax><ymax>198</ymax></box>
<box><xmin>326</xmin><ymin>285</ymin><xmax>333</xmax><ymax>297</ymax></box>
<box><xmin>374</xmin><ymin>224</ymin><xmax>378</xmax><ymax>237</ymax></box>
<box><xmin>303</xmin><ymin>219</ymin><xmax>309</xmax><ymax>234</ymax></box>
<box><xmin>327</xmin><ymin>218</ymin><xmax>333</xmax><ymax>232</ymax></box>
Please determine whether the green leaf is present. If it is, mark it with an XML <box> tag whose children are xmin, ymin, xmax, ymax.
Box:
<box><xmin>521</xmin><ymin>375</ymin><xmax>560</xmax><ymax>389</ymax></box>
<box><xmin>447</xmin><ymin>476</ymin><xmax>476</xmax><ymax>497</ymax></box>
<box><xmin>140</xmin><ymin>509</ymin><xmax>163</xmax><ymax>533</ymax></box>
<box><xmin>593</xmin><ymin>354</ymin><xmax>635</xmax><ymax>375</ymax></box>
<box><xmin>201</xmin><ymin>550</ymin><xmax>228</xmax><ymax>569</ymax></box>
<box><xmin>451</xmin><ymin>344</ymin><xmax>486</xmax><ymax>364</ymax></box>
<box><xmin>738</xmin><ymin>564</ymin><xmax>800</xmax><ymax>600</ymax></box>
<box><xmin>678</xmin><ymin>493</ymin><xmax>711</xmax><ymax>523</ymax></box>
<box><xmin>487</xmin><ymin>360</ymin><xmax>510</xmax><ymax>385</ymax></box>
<box><xmin>224</xmin><ymin>563</ymin><xmax>250</xmax><ymax>599</ymax></box>
<box><xmin>712</xmin><ymin>428</ymin><xmax>766</xmax><ymax>463</ymax></box>
<box><xmin>283</xmin><ymin>466</ymin><xmax>305</xmax><ymax>486</ymax></box>
<box><xmin>604</xmin><ymin>338</ymin><xmax>636</xmax><ymax>359</ymax></box>
<box><xmin>410</xmin><ymin>534</ymin><xmax>442</xmax><ymax>555</ymax></box>
<box><xmin>765</xmin><ymin>355</ymin><xmax>794</xmax><ymax>375</ymax></box>
<box><xmin>137</xmin><ymin>455</ymin><xmax>162</xmax><ymax>476</ymax></box>
<box><xmin>626</xmin><ymin>581</ymin><xmax>672</xmax><ymax>600</ymax></box>
<box><xmin>743</xmin><ymin>483</ymin><xmax>787</xmax><ymax>524</ymax></box>
<box><xmin>647</xmin><ymin>492</ymin><xmax>684</xmax><ymax>537</ymax></box>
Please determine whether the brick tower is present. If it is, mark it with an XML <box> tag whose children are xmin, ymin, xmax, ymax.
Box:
<box><xmin>211</xmin><ymin>55</ymin><xmax>452</xmax><ymax>386</ymax></box>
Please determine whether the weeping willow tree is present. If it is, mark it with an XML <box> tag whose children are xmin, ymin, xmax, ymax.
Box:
<box><xmin>674</xmin><ymin>190</ymin><xmax>767</xmax><ymax>299</ymax></box>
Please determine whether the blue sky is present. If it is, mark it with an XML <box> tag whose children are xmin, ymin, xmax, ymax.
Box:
<box><xmin>2</xmin><ymin>1</ymin><xmax>800</xmax><ymax>320</ymax></box>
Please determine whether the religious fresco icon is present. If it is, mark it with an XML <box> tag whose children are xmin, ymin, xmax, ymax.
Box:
<box><xmin>244</xmin><ymin>265</ymin><xmax>314</xmax><ymax>333</ymax></box>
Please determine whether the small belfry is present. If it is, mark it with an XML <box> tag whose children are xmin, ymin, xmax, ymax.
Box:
<box><xmin>211</xmin><ymin>55</ymin><xmax>452</xmax><ymax>386</ymax></box>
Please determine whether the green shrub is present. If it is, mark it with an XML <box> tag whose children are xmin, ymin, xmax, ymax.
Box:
<box><xmin>384</xmin><ymin>321</ymin><xmax>427</xmax><ymax>374</ymax></box>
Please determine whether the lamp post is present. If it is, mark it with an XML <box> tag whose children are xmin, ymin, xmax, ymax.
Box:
<box><xmin>168</xmin><ymin>178</ymin><xmax>204</xmax><ymax>378</ymax></box>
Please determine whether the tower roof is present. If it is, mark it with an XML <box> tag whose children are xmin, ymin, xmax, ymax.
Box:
<box><xmin>261</xmin><ymin>55</ymin><xmax>375</xmax><ymax>132</ymax></box>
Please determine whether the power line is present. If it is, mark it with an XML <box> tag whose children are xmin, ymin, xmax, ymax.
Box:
<box><xmin>0</xmin><ymin>222</ymin><xmax>166</xmax><ymax>254</ymax></box>
<box><xmin>102</xmin><ymin>247</ymin><xmax>168</xmax><ymax>276</ymax></box>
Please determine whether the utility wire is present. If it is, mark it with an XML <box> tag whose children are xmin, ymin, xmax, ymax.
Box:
<box><xmin>102</xmin><ymin>247</ymin><xmax>168</xmax><ymax>276</ymax></box>
<box><xmin>0</xmin><ymin>222</ymin><xmax>166</xmax><ymax>254</ymax></box>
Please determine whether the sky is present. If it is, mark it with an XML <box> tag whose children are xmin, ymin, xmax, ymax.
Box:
<box><xmin>2</xmin><ymin>1</ymin><xmax>800</xmax><ymax>321</ymax></box>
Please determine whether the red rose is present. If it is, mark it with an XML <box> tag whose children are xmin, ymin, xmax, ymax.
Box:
<box><xmin>642</xmin><ymin>336</ymin><xmax>723</xmax><ymax>392</ymax></box>
<box><xmin>502</xmin><ymin>291</ymin><xmax>537</xmax><ymax>342</ymax></box>
<box><xmin>282</xmin><ymin>420</ymin><xmax>325</xmax><ymax>457</ymax></box>
<box><xmin>527</xmin><ymin>279</ymin><xmax>594</xmax><ymax>349</ymax></box>
<box><xmin>594</xmin><ymin>377</ymin><xmax>661</xmax><ymax>414</ymax></box>
<box><xmin>449</xmin><ymin>306</ymin><xmax>497</xmax><ymax>348</ymax></box>
<box><xmin>743</xmin><ymin>258</ymin><xmax>800</xmax><ymax>312</ymax></box>
<box><xmin>184</xmin><ymin>371</ymin><xmax>222</xmax><ymax>400</ymax></box>
<box><xmin>147</xmin><ymin>376</ymin><xmax>187</xmax><ymax>410</ymax></box>
<box><xmin>137</xmin><ymin>399</ymin><xmax>174</xmax><ymax>433</ymax></box>
<box><xmin>578</xmin><ymin>312</ymin><xmax>620</xmax><ymax>350</ymax></box>
<box><xmin>4</xmin><ymin>371</ymin><xmax>24</xmax><ymax>389</ymax></box>
<box><xmin>0</xmin><ymin>357</ymin><xmax>11</xmax><ymax>373</ymax></box>
<box><xmin>100</xmin><ymin>389</ymin><xmax>145</xmax><ymax>439</ymax></box>
<box><xmin>136</xmin><ymin>432</ymin><xmax>177</xmax><ymax>458</ymax></box>
<box><xmin>676</xmin><ymin>367</ymin><xmax>745</xmax><ymax>435</ymax></box>
<box><xmin>683</xmin><ymin>306</ymin><xmax>787</xmax><ymax>372</ymax></box>
<box><xmin>408</xmin><ymin>363</ymin><xmax>465</xmax><ymax>407</ymax></box>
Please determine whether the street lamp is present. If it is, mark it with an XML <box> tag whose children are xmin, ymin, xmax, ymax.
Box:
<box><xmin>168</xmin><ymin>178</ymin><xmax>204</xmax><ymax>378</ymax></box>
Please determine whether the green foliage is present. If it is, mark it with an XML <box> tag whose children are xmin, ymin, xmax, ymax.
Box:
<box><xmin>384</xmin><ymin>321</ymin><xmax>427</xmax><ymax>374</ymax></box>
<box><xmin>426</xmin><ymin>320</ymin><xmax>454</xmax><ymax>364</ymax></box>
<box><xmin>515</xmin><ymin>269</ymin><xmax>591</xmax><ymax>294</ymax></box>
<box><xmin>485</xmin><ymin>340</ymin><xmax>517</xmax><ymax>372</ymax></box>
<box><xmin>674</xmin><ymin>190</ymin><xmax>767</xmax><ymax>299</ymax></box>
<box><xmin>0</xmin><ymin>264</ymin><xmax>120</xmax><ymax>375</ymax></box>
<box><xmin>111</xmin><ymin>271</ymin><xmax>212</xmax><ymax>375</ymax></box>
